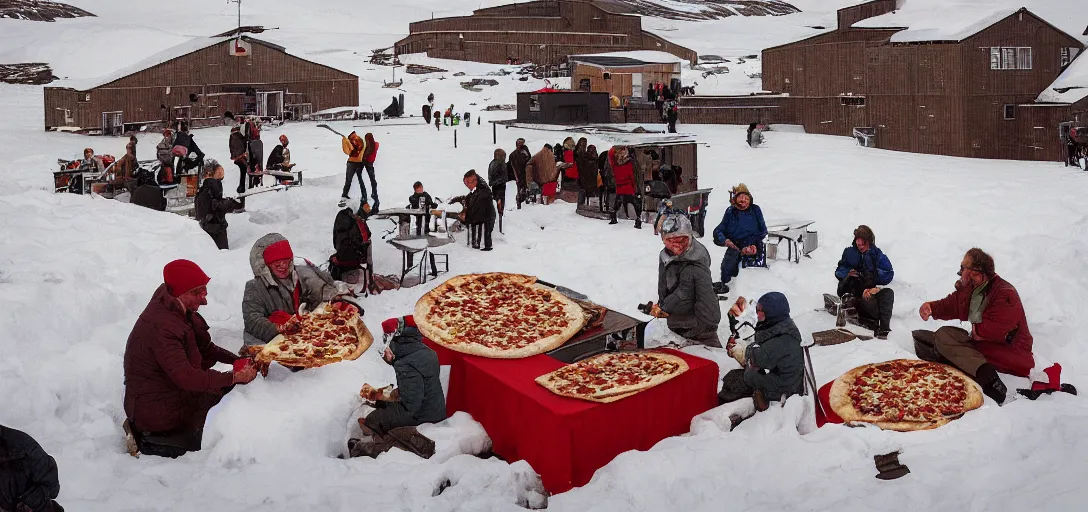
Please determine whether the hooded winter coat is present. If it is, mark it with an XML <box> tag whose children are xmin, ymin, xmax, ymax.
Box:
<box><xmin>834</xmin><ymin>245</ymin><xmax>894</xmax><ymax>285</ymax></box>
<box><xmin>578</xmin><ymin>146</ymin><xmax>599</xmax><ymax>193</ymax></box>
<box><xmin>194</xmin><ymin>178</ymin><xmax>234</xmax><ymax>232</ymax></box>
<box><xmin>390</xmin><ymin>326</ymin><xmax>446</xmax><ymax>424</ymax></box>
<box><xmin>156</xmin><ymin>135</ymin><xmax>174</xmax><ymax>166</ymax></box>
<box><xmin>508</xmin><ymin>145</ymin><xmax>532</xmax><ymax>187</ymax></box>
<box><xmin>0</xmin><ymin>425</ymin><xmax>60</xmax><ymax>512</ymax></box>
<box><xmin>242</xmin><ymin>233</ymin><xmax>340</xmax><ymax>346</ymax></box>
<box><xmin>928</xmin><ymin>275</ymin><xmax>1034</xmax><ymax>376</ymax></box>
<box><xmin>713</xmin><ymin>203</ymin><xmax>767</xmax><ymax>248</ymax></box>
<box><xmin>608</xmin><ymin>148</ymin><xmax>637</xmax><ymax>195</ymax></box>
<box><xmin>342</xmin><ymin>133</ymin><xmax>365</xmax><ymax>163</ymax></box>
<box><xmin>488</xmin><ymin>149</ymin><xmax>508</xmax><ymax>189</ymax></box>
<box><xmin>123</xmin><ymin>285</ymin><xmax>239</xmax><ymax>433</ymax></box>
<box><xmin>742</xmin><ymin>296</ymin><xmax>803</xmax><ymax>400</ymax></box>
<box><xmin>526</xmin><ymin>147</ymin><xmax>559</xmax><ymax>186</ymax></box>
<box><xmin>332</xmin><ymin>208</ymin><xmax>371</xmax><ymax>266</ymax></box>
<box><xmin>460</xmin><ymin>180</ymin><xmax>496</xmax><ymax>224</ymax></box>
<box><xmin>658</xmin><ymin>238</ymin><xmax>721</xmax><ymax>338</ymax></box>
<box><xmin>229</xmin><ymin>131</ymin><xmax>248</xmax><ymax>162</ymax></box>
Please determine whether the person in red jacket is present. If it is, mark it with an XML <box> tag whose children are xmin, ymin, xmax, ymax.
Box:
<box><xmin>123</xmin><ymin>259</ymin><xmax>258</xmax><ymax>457</ymax></box>
<box><xmin>914</xmin><ymin>248</ymin><xmax>1032</xmax><ymax>405</ymax></box>
<box><xmin>607</xmin><ymin>145</ymin><xmax>642</xmax><ymax>229</ymax></box>
<box><xmin>362</xmin><ymin>133</ymin><xmax>380</xmax><ymax>208</ymax></box>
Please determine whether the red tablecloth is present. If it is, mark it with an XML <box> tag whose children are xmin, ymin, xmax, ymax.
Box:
<box><xmin>445</xmin><ymin>348</ymin><xmax>718</xmax><ymax>494</ymax></box>
<box><xmin>423</xmin><ymin>338</ymin><xmax>471</xmax><ymax>414</ymax></box>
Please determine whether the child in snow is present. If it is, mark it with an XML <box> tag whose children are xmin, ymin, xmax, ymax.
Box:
<box><xmin>433</xmin><ymin>111</ymin><xmax>441</xmax><ymax>130</ymax></box>
<box><xmin>408</xmin><ymin>181</ymin><xmax>438</xmax><ymax>234</ymax></box>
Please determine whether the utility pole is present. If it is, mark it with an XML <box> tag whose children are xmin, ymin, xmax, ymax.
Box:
<box><xmin>228</xmin><ymin>0</ymin><xmax>241</xmax><ymax>33</ymax></box>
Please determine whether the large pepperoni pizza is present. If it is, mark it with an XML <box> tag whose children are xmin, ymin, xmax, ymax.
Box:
<box><xmin>253</xmin><ymin>302</ymin><xmax>373</xmax><ymax>368</ymax></box>
<box><xmin>414</xmin><ymin>273</ymin><xmax>587</xmax><ymax>358</ymax></box>
<box><xmin>536</xmin><ymin>352</ymin><xmax>689</xmax><ymax>403</ymax></box>
<box><xmin>829</xmin><ymin>359</ymin><xmax>984</xmax><ymax>431</ymax></box>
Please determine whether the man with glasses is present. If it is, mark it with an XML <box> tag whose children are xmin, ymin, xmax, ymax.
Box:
<box><xmin>645</xmin><ymin>215</ymin><xmax>722</xmax><ymax>347</ymax></box>
<box><xmin>914</xmin><ymin>248</ymin><xmax>1034</xmax><ymax>405</ymax></box>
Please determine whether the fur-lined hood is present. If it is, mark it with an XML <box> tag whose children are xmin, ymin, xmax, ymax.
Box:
<box><xmin>249</xmin><ymin>233</ymin><xmax>296</xmax><ymax>287</ymax></box>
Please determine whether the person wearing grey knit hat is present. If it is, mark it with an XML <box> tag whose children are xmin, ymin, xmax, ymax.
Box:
<box><xmin>644</xmin><ymin>214</ymin><xmax>722</xmax><ymax>347</ymax></box>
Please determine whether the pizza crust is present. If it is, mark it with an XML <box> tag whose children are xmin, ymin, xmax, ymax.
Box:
<box><xmin>414</xmin><ymin>273</ymin><xmax>588</xmax><ymax>359</ymax></box>
<box><xmin>535</xmin><ymin>352</ymin><xmax>689</xmax><ymax>403</ymax></box>
<box><xmin>254</xmin><ymin>302</ymin><xmax>374</xmax><ymax>369</ymax></box>
<box><xmin>829</xmin><ymin>359</ymin><xmax>984</xmax><ymax>432</ymax></box>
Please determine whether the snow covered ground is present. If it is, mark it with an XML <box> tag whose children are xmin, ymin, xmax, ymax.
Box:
<box><xmin>3</xmin><ymin>0</ymin><xmax>1088</xmax><ymax>509</ymax></box>
<box><xmin>4</xmin><ymin>65</ymin><xmax>1088</xmax><ymax>509</ymax></box>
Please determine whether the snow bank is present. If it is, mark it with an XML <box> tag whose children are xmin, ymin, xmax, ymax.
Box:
<box><xmin>1038</xmin><ymin>53</ymin><xmax>1088</xmax><ymax>104</ymax></box>
<box><xmin>853</xmin><ymin>0</ymin><xmax>1088</xmax><ymax>44</ymax></box>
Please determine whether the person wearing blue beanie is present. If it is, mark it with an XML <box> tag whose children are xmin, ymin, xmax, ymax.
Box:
<box><xmin>718</xmin><ymin>292</ymin><xmax>804</xmax><ymax>411</ymax></box>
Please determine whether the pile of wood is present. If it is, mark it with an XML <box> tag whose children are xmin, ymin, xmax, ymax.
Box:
<box><xmin>405</xmin><ymin>64</ymin><xmax>447</xmax><ymax>75</ymax></box>
<box><xmin>370</xmin><ymin>47</ymin><xmax>400</xmax><ymax>66</ymax></box>
<box><xmin>485</xmin><ymin>104</ymin><xmax>516</xmax><ymax>111</ymax></box>
<box><xmin>0</xmin><ymin>62</ymin><xmax>55</xmax><ymax>84</ymax></box>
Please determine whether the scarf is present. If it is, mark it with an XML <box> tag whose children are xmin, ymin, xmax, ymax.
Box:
<box><xmin>968</xmin><ymin>279</ymin><xmax>992</xmax><ymax>324</ymax></box>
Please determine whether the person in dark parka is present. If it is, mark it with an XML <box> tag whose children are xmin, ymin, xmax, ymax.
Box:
<box><xmin>228</xmin><ymin>126</ymin><xmax>249</xmax><ymax>194</ymax></box>
<box><xmin>718</xmin><ymin>292</ymin><xmax>804</xmax><ymax>409</ymax></box>
<box><xmin>487</xmin><ymin>148</ymin><xmax>509</xmax><ymax>217</ymax></box>
<box><xmin>123</xmin><ymin>260</ymin><xmax>257</xmax><ymax>458</ymax></box>
<box><xmin>648</xmin><ymin>215</ymin><xmax>722</xmax><ymax>347</ymax></box>
<box><xmin>834</xmin><ymin>225</ymin><xmax>894</xmax><ymax>338</ymax></box>
<box><xmin>194</xmin><ymin>160</ymin><xmax>242</xmax><ymax>250</ymax></box>
<box><xmin>712</xmin><ymin>183</ymin><xmax>767</xmax><ymax>294</ymax></box>
<box><xmin>508</xmin><ymin>138</ymin><xmax>532</xmax><ymax>209</ymax></box>
<box><xmin>350</xmin><ymin>316</ymin><xmax>444</xmax><ymax>459</ymax></box>
<box><xmin>129</xmin><ymin>170</ymin><xmax>166</xmax><ymax>212</ymax></box>
<box><xmin>0</xmin><ymin>425</ymin><xmax>61</xmax><ymax>512</ymax></box>
<box><xmin>449</xmin><ymin>170</ymin><xmax>496</xmax><ymax>251</ymax></box>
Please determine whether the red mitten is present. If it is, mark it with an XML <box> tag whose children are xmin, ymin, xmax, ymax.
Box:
<box><xmin>233</xmin><ymin>359</ymin><xmax>251</xmax><ymax>372</ymax></box>
<box><xmin>335</xmin><ymin>301</ymin><xmax>355</xmax><ymax>312</ymax></box>
<box><xmin>268</xmin><ymin>310</ymin><xmax>293</xmax><ymax>325</ymax></box>
<box><xmin>1031</xmin><ymin>363</ymin><xmax>1062</xmax><ymax>391</ymax></box>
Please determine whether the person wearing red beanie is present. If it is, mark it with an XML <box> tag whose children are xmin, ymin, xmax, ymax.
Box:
<box><xmin>122</xmin><ymin>260</ymin><xmax>258</xmax><ymax>458</ymax></box>
<box><xmin>243</xmin><ymin>233</ymin><xmax>351</xmax><ymax>349</ymax></box>
<box><xmin>351</xmin><ymin>314</ymin><xmax>443</xmax><ymax>459</ymax></box>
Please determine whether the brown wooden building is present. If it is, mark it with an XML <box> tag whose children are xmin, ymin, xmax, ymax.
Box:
<box><xmin>394</xmin><ymin>0</ymin><xmax>697</xmax><ymax>66</ymax></box>
<box><xmin>569</xmin><ymin>52</ymin><xmax>682</xmax><ymax>99</ymax></box>
<box><xmin>43</xmin><ymin>35</ymin><xmax>358</xmax><ymax>133</ymax></box>
<box><xmin>759</xmin><ymin>3</ymin><xmax>1085</xmax><ymax>161</ymax></box>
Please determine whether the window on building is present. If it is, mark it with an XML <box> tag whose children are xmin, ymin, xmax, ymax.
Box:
<box><xmin>841</xmin><ymin>96</ymin><xmax>865</xmax><ymax>106</ymax></box>
<box><xmin>1062</xmin><ymin>47</ymin><xmax>1082</xmax><ymax>68</ymax></box>
<box><xmin>1003</xmin><ymin>104</ymin><xmax>1015</xmax><ymax>120</ymax></box>
<box><xmin>990</xmin><ymin>47</ymin><xmax>1032</xmax><ymax>70</ymax></box>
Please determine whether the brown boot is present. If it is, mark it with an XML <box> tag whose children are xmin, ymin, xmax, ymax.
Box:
<box><xmin>753</xmin><ymin>390</ymin><xmax>769</xmax><ymax>412</ymax></box>
<box><xmin>349</xmin><ymin>434</ymin><xmax>397</xmax><ymax>458</ymax></box>
<box><xmin>387</xmin><ymin>426</ymin><xmax>436</xmax><ymax>459</ymax></box>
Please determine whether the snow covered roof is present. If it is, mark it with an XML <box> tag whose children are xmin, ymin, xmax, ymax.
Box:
<box><xmin>49</xmin><ymin>35</ymin><xmax>329</xmax><ymax>91</ymax></box>
<box><xmin>570</xmin><ymin>51</ymin><xmax>684</xmax><ymax>66</ymax></box>
<box><xmin>1038</xmin><ymin>54</ymin><xmax>1088</xmax><ymax>104</ymax></box>
<box><xmin>852</xmin><ymin>1</ymin><xmax>1087</xmax><ymax>44</ymax></box>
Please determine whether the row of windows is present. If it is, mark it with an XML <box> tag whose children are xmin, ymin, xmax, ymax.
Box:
<box><xmin>989</xmin><ymin>47</ymin><xmax>1032</xmax><ymax>70</ymax></box>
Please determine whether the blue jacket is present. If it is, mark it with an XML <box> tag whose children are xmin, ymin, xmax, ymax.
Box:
<box><xmin>834</xmin><ymin>245</ymin><xmax>893</xmax><ymax>285</ymax></box>
<box><xmin>713</xmin><ymin>205</ymin><xmax>767</xmax><ymax>247</ymax></box>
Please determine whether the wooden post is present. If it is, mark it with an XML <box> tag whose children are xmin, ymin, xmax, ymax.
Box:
<box><xmin>492</xmin><ymin>121</ymin><xmax>497</xmax><ymax>144</ymax></box>
<box><xmin>454</xmin><ymin>129</ymin><xmax>457</xmax><ymax>148</ymax></box>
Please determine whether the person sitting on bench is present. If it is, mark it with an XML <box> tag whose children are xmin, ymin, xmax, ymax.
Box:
<box><xmin>719</xmin><ymin>292</ymin><xmax>803</xmax><ymax>411</ymax></box>
<box><xmin>123</xmin><ymin>260</ymin><xmax>258</xmax><ymax>458</ymax></box>
<box><xmin>350</xmin><ymin>316</ymin><xmax>445</xmax><ymax>459</ymax></box>
<box><xmin>915</xmin><ymin>248</ymin><xmax>1032</xmax><ymax>405</ymax></box>
<box><xmin>834</xmin><ymin>225</ymin><xmax>894</xmax><ymax>339</ymax></box>
<box><xmin>265</xmin><ymin>134</ymin><xmax>296</xmax><ymax>184</ymax></box>
<box><xmin>643</xmin><ymin>214</ymin><xmax>721</xmax><ymax>348</ymax></box>
<box><xmin>330</xmin><ymin>202</ymin><xmax>374</xmax><ymax>288</ymax></box>
<box><xmin>712</xmin><ymin>183</ymin><xmax>767</xmax><ymax>295</ymax></box>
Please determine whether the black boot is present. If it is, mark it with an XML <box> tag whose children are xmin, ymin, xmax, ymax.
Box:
<box><xmin>713</xmin><ymin>282</ymin><xmax>730</xmax><ymax>295</ymax></box>
<box><xmin>975</xmin><ymin>363</ymin><xmax>1008</xmax><ymax>405</ymax></box>
<box><xmin>608</xmin><ymin>214</ymin><xmax>618</xmax><ymax>225</ymax></box>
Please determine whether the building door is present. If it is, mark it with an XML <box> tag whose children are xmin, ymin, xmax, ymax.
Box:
<box><xmin>257</xmin><ymin>91</ymin><xmax>284</xmax><ymax>118</ymax></box>
<box><xmin>101</xmin><ymin>111</ymin><xmax>123</xmax><ymax>136</ymax></box>
<box><xmin>632</xmin><ymin>73</ymin><xmax>643</xmax><ymax>101</ymax></box>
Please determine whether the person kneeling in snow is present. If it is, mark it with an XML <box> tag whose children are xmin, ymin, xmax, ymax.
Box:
<box><xmin>712</xmin><ymin>183</ymin><xmax>767</xmax><ymax>295</ymax></box>
<box><xmin>123</xmin><ymin>260</ymin><xmax>258</xmax><ymax>458</ymax></box>
<box><xmin>644</xmin><ymin>215</ymin><xmax>722</xmax><ymax>347</ymax></box>
<box><xmin>718</xmin><ymin>292</ymin><xmax>803</xmax><ymax>411</ymax></box>
<box><xmin>834</xmin><ymin>225</ymin><xmax>894</xmax><ymax>339</ymax></box>
<box><xmin>242</xmin><ymin>234</ymin><xmax>351</xmax><ymax>351</ymax></box>
<box><xmin>915</xmin><ymin>248</ymin><xmax>1032</xmax><ymax>405</ymax></box>
<box><xmin>350</xmin><ymin>316</ymin><xmax>445</xmax><ymax>459</ymax></box>
<box><xmin>0</xmin><ymin>425</ymin><xmax>62</xmax><ymax>512</ymax></box>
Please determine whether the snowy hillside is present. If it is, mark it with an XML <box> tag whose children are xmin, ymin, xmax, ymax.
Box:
<box><xmin>3</xmin><ymin>0</ymin><xmax>1088</xmax><ymax>511</ymax></box>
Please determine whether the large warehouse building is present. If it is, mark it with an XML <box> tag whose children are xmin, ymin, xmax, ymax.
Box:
<box><xmin>43</xmin><ymin>33</ymin><xmax>359</xmax><ymax>133</ymax></box>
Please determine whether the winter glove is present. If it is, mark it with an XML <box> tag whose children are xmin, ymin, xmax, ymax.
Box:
<box><xmin>268</xmin><ymin>310</ymin><xmax>293</xmax><ymax>325</ymax></box>
<box><xmin>728</xmin><ymin>341</ymin><xmax>747</xmax><ymax>366</ymax></box>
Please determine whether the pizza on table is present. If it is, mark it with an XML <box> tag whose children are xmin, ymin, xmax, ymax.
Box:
<box><xmin>415</xmin><ymin>273</ymin><xmax>588</xmax><ymax>358</ymax></box>
<box><xmin>829</xmin><ymin>359</ymin><xmax>985</xmax><ymax>432</ymax></box>
<box><xmin>536</xmin><ymin>352</ymin><xmax>689</xmax><ymax>403</ymax></box>
<box><xmin>253</xmin><ymin>302</ymin><xmax>373</xmax><ymax>369</ymax></box>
